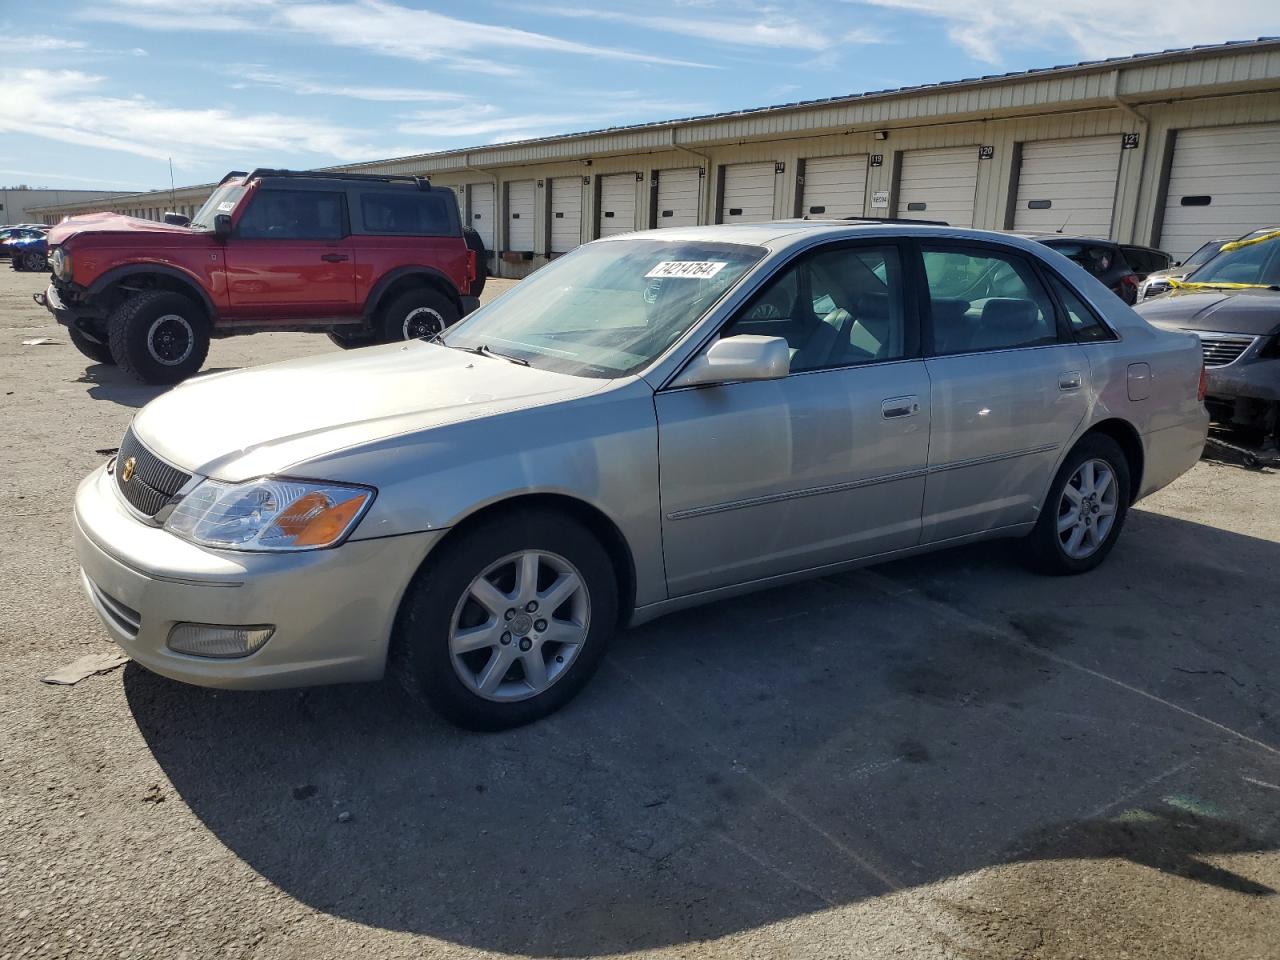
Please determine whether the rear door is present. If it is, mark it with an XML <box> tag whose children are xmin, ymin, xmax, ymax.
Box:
<box><xmin>656</xmin><ymin>241</ymin><xmax>929</xmax><ymax>596</ymax></box>
<box><xmin>1012</xmin><ymin>136</ymin><xmax>1122</xmax><ymax>238</ymax></box>
<box><xmin>549</xmin><ymin>177</ymin><xmax>583</xmax><ymax>253</ymax></box>
<box><xmin>799</xmin><ymin>155</ymin><xmax>868</xmax><ymax>218</ymax></box>
<box><xmin>506</xmin><ymin>180</ymin><xmax>536</xmax><ymax>253</ymax></box>
<box><xmin>598</xmin><ymin>174</ymin><xmax>638</xmax><ymax>237</ymax></box>
<box><xmin>468</xmin><ymin>182</ymin><xmax>495</xmax><ymax>251</ymax></box>
<box><xmin>653</xmin><ymin>168</ymin><xmax>700</xmax><ymax>228</ymax></box>
<box><xmin>224</xmin><ymin>187</ymin><xmax>355</xmax><ymax>320</ymax></box>
<box><xmin>896</xmin><ymin>147</ymin><xmax>979</xmax><ymax>226</ymax></box>
<box><xmin>917</xmin><ymin>241</ymin><xmax>1089</xmax><ymax>542</ymax></box>
<box><xmin>719</xmin><ymin>162</ymin><xmax>776</xmax><ymax>223</ymax></box>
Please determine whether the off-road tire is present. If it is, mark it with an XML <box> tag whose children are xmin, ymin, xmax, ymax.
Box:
<box><xmin>326</xmin><ymin>329</ymin><xmax>378</xmax><ymax>350</ymax></box>
<box><xmin>68</xmin><ymin>327</ymin><xmax>115</xmax><ymax>365</ymax></box>
<box><xmin>108</xmin><ymin>290</ymin><xmax>210</xmax><ymax>385</ymax></box>
<box><xmin>389</xmin><ymin>509</ymin><xmax>618</xmax><ymax>731</ymax></box>
<box><xmin>378</xmin><ymin>287</ymin><xmax>459</xmax><ymax>343</ymax></box>
<box><xmin>1023</xmin><ymin>434</ymin><xmax>1131</xmax><ymax>575</ymax></box>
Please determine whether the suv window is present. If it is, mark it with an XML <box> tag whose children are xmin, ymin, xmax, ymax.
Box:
<box><xmin>722</xmin><ymin>244</ymin><xmax>906</xmax><ymax>372</ymax></box>
<box><xmin>1046</xmin><ymin>274</ymin><xmax>1114</xmax><ymax>342</ymax></box>
<box><xmin>1120</xmin><ymin>246</ymin><xmax>1170</xmax><ymax>275</ymax></box>
<box><xmin>360</xmin><ymin>191</ymin><xmax>454</xmax><ymax>235</ymax></box>
<box><xmin>922</xmin><ymin>246</ymin><xmax>1059</xmax><ymax>354</ymax></box>
<box><xmin>237</xmin><ymin>189</ymin><xmax>346</xmax><ymax>241</ymax></box>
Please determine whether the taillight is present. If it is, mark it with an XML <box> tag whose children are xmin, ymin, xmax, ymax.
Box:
<box><xmin>1121</xmin><ymin>274</ymin><xmax>1139</xmax><ymax>286</ymax></box>
<box><xmin>1198</xmin><ymin>363</ymin><xmax>1208</xmax><ymax>402</ymax></box>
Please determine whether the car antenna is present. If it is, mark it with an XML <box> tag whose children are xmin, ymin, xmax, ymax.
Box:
<box><xmin>1056</xmin><ymin>212</ymin><xmax>1071</xmax><ymax>234</ymax></box>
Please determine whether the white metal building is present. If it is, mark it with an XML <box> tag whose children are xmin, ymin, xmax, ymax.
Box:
<box><xmin>29</xmin><ymin>38</ymin><xmax>1280</xmax><ymax>274</ymax></box>
<box><xmin>2</xmin><ymin>187</ymin><xmax>128</xmax><ymax>225</ymax></box>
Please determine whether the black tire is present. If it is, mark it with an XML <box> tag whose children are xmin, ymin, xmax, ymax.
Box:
<box><xmin>22</xmin><ymin>251</ymin><xmax>46</xmax><ymax>272</ymax></box>
<box><xmin>68</xmin><ymin>327</ymin><xmax>115</xmax><ymax>365</ymax></box>
<box><xmin>326</xmin><ymin>329</ymin><xmax>378</xmax><ymax>350</ymax></box>
<box><xmin>462</xmin><ymin>225</ymin><xmax>488</xmax><ymax>298</ymax></box>
<box><xmin>1023</xmin><ymin>434</ymin><xmax>1131</xmax><ymax>575</ymax></box>
<box><xmin>390</xmin><ymin>509</ymin><xmax>618</xmax><ymax>731</ymax></box>
<box><xmin>378</xmin><ymin>287</ymin><xmax>459</xmax><ymax>343</ymax></box>
<box><xmin>107</xmin><ymin>290</ymin><xmax>210</xmax><ymax>385</ymax></box>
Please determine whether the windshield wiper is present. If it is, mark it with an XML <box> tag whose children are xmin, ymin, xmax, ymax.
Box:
<box><xmin>456</xmin><ymin>343</ymin><xmax>530</xmax><ymax>366</ymax></box>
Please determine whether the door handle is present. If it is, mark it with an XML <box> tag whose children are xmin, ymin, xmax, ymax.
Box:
<box><xmin>320</xmin><ymin>253</ymin><xmax>349</xmax><ymax>262</ymax></box>
<box><xmin>1059</xmin><ymin>371</ymin><xmax>1082</xmax><ymax>391</ymax></box>
<box><xmin>881</xmin><ymin>396</ymin><xmax>921</xmax><ymax>419</ymax></box>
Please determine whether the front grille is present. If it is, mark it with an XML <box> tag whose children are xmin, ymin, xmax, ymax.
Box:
<box><xmin>115</xmin><ymin>427</ymin><xmax>190</xmax><ymax>517</ymax></box>
<box><xmin>1197</xmin><ymin>333</ymin><xmax>1257</xmax><ymax>368</ymax></box>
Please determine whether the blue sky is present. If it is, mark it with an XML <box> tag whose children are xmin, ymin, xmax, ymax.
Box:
<box><xmin>2</xmin><ymin>0</ymin><xmax>1276</xmax><ymax>192</ymax></box>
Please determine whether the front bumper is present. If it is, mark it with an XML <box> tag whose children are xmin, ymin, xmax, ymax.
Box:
<box><xmin>73</xmin><ymin>465</ymin><xmax>442</xmax><ymax>690</ymax></box>
<box><xmin>39</xmin><ymin>281</ymin><xmax>78</xmax><ymax>327</ymax></box>
<box><xmin>1206</xmin><ymin>355</ymin><xmax>1280</xmax><ymax>405</ymax></box>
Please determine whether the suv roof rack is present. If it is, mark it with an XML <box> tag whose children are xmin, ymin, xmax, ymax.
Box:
<box><xmin>841</xmin><ymin>215</ymin><xmax>951</xmax><ymax>226</ymax></box>
<box><xmin>228</xmin><ymin>168</ymin><xmax>433</xmax><ymax>190</ymax></box>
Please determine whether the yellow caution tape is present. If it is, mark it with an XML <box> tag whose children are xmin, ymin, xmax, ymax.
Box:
<box><xmin>1217</xmin><ymin>229</ymin><xmax>1280</xmax><ymax>253</ymax></box>
<box><xmin>1167</xmin><ymin>278</ymin><xmax>1275</xmax><ymax>291</ymax></box>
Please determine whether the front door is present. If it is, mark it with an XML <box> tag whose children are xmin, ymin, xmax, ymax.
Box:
<box><xmin>916</xmin><ymin>241</ymin><xmax>1090</xmax><ymax>542</ymax></box>
<box><xmin>223</xmin><ymin>187</ymin><xmax>355</xmax><ymax>320</ymax></box>
<box><xmin>656</xmin><ymin>241</ymin><xmax>930</xmax><ymax>597</ymax></box>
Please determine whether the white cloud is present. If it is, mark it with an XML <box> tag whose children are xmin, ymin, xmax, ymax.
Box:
<box><xmin>233</xmin><ymin>66</ymin><xmax>472</xmax><ymax>102</ymax></box>
<box><xmin>0</xmin><ymin>68</ymin><xmax>383</xmax><ymax>166</ymax></box>
<box><xmin>861</xmin><ymin>0</ymin><xmax>1280</xmax><ymax>63</ymax></box>
<box><xmin>0</xmin><ymin>35</ymin><xmax>90</xmax><ymax>52</ymax></box>
<box><xmin>83</xmin><ymin>0</ymin><xmax>276</xmax><ymax>31</ymax></box>
<box><xmin>542</xmin><ymin>7</ymin><xmax>883</xmax><ymax>49</ymax></box>
<box><xmin>397</xmin><ymin>95</ymin><xmax>711</xmax><ymax>143</ymax></box>
<box><xmin>0</xmin><ymin>168</ymin><xmax>153</xmax><ymax>189</ymax></box>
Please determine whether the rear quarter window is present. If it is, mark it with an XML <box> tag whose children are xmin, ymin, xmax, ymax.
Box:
<box><xmin>359</xmin><ymin>192</ymin><xmax>456</xmax><ymax>236</ymax></box>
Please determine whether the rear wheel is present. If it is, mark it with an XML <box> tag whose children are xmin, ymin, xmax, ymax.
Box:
<box><xmin>1024</xmin><ymin>435</ymin><xmax>1130</xmax><ymax>575</ymax></box>
<box><xmin>378</xmin><ymin>288</ymin><xmax>459</xmax><ymax>343</ymax></box>
<box><xmin>108</xmin><ymin>290</ymin><xmax>210</xmax><ymax>385</ymax></box>
<box><xmin>390</xmin><ymin>510</ymin><xmax>617</xmax><ymax>730</ymax></box>
<box><xmin>22</xmin><ymin>250</ymin><xmax>46</xmax><ymax>272</ymax></box>
<box><xmin>68</xmin><ymin>327</ymin><xmax>115</xmax><ymax>365</ymax></box>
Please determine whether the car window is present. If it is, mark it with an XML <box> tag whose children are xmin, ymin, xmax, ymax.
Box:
<box><xmin>1187</xmin><ymin>237</ymin><xmax>1280</xmax><ymax>286</ymax></box>
<box><xmin>360</xmin><ymin>191</ymin><xmax>454</xmax><ymax>235</ymax></box>
<box><xmin>922</xmin><ymin>246</ymin><xmax>1059</xmax><ymax>354</ymax></box>
<box><xmin>1121</xmin><ymin>247</ymin><xmax>1170</xmax><ymax>274</ymax></box>
<box><xmin>1046</xmin><ymin>274</ymin><xmax>1114</xmax><ymax>342</ymax></box>
<box><xmin>1182</xmin><ymin>240</ymin><xmax>1225</xmax><ymax>269</ymax></box>
<box><xmin>722</xmin><ymin>245</ymin><xmax>906</xmax><ymax>373</ymax></box>
<box><xmin>237</xmin><ymin>189</ymin><xmax>346</xmax><ymax>241</ymax></box>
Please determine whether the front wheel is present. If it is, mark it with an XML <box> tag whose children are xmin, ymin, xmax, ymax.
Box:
<box><xmin>1023</xmin><ymin>435</ymin><xmax>1130</xmax><ymax>575</ymax></box>
<box><xmin>22</xmin><ymin>250</ymin><xmax>47</xmax><ymax>272</ymax></box>
<box><xmin>390</xmin><ymin>510</ymin><xmax>618</xmax><ymax>730</ymax></box>
<box><xmin>108</xmin><ymin>290</ymin><xmax>210</xmax><ymax>385</ymax></box>
<box><xmin>378</xmin><ymin>288</ymin><xmax>459</xmax><ymax>343</ymax></box>
<box><xmin>69</xmin><ymin>327</ymin><xmax>115</xmax><ymax>365</ymax></box>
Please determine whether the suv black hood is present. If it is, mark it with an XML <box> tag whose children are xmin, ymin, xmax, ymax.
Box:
<box><xmin>1135</xmin><ymin>288</ymin><xmax>1280</xmax><ymax>336</ymax></box>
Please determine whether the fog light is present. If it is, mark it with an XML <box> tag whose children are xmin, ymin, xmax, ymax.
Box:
<box><xmin>167</xmin><ymin>623</ymin><xmax>274</xmax><ymax>659</ymax></box>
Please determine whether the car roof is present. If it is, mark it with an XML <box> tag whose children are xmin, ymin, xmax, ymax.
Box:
<box><xmin>597</xmin><ymin>220</ymin><xmax>1063</xmax><ymax>255</ymax></box>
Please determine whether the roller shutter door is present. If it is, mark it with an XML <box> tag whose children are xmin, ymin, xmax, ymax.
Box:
<box><xmin>549</xmin><ymin>177</ymin><xmax>582</xmax><ymax>253</ymax></box>
<box><xmin>654</xmin><ymin>168</ymin><xmax>700</xmax><ymax>228</ymax></box>
<box><xmin>720</xmin><ymin>162</ymin><xmax>775</xmax><ymax>223</ymax></box>
<box><xmin>800</xmin><ymin>155</ymin><xmax>868</xmax><ymax>218</ymax></box>
<box><xmin>598</xmin><ymin>173</ymin><xmax>637</xmax><ymax>237</ymax></box>
<box><xmin>506</xmin><ymin>179</ymin><xmax>535</xmax><ymax>251</ymax></box>
<box><xmin>468</xmin><ymin>182</ymin><xmax>494</xmax><ymax>251</ymax></box>
<box><xmin>1013</xmin><ymin>136</ymin><xmax>1121</xmax><ymax>239</ymax></box>
<box><xmin>1158</xmin><ymin>123</ymin><xmax>1280</xmax><ymax>260</ymax></box>
<box><xmin>896</xmin><ymin>147</ymin><xmax>979</xmax><ymax>228</ymax></box>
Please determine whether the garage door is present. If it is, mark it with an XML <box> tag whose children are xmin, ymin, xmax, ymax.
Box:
<box><xmin>654</xmin><ymin>168</ymin><xmax>700</xmax><ymax>228</ymax></box>
<box><xmin>506</xmin><ymin>179</ymin><xmax>535</xmax><ymax>252</ymax></box>
<box><xmin>1013</xmin><ymin>136</ymin><xmax>1121</xmax><ymax>238</ymax></box>
<box><xmin>896</xmin><ymin>147</ymin><xmax>979</xmax><ymax>228</ymax></box>
<box><xmin>720</xmin><ymin>162</ymin><xmax>776</xmax><ymax>223</ymax></box>
<box><xmin>598</xmin><ymin>173</ymin><xmax>638</xmax><ymax>237</ymax></box>
<box><xmin>1158</xmin><ymin>123</ymin><xmax>1280</xmax><ymax>260</ymax></box>
<box><xmin>800</xmin><ymin>155</ymin><xmax>868</xmax><ymax>218</ymax></box>
<box><xmin>469</xmin><ymin>182</ymin><xmax>494</xmax><ymax>251</ymax></box>
<box><xmin>549</xmin><ymin>177</ymin><xmax>582</xmax><ymax>253</ymax></box>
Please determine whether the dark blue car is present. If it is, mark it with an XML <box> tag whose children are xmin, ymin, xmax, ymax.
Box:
<box><xmin>9</xmin><ymin>234</ymin><xmax>48</xmax><ymax>272</ymax></box>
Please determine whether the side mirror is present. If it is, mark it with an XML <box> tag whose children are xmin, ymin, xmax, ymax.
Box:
<box><xmin>213</xmin><ymin>214</ymin><xmax>232</xmax><ymax>241</ymax></box>
<box><xmin>163</xmin><ymin>211</ymin><xmax>190</xmax><ymax>226</ymax></box>
<box><xmin>1172</xmin><ymin>260</ymin><xmax>1182</xmax><ymax>267</ymax></box>
<box><xmin>670</xmin><ymin>334</ymin><xmax>790</xmax><ymax>388</ymax></box>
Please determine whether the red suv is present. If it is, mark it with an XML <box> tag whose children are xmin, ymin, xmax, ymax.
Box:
<box><xmin>38</xmin><ymin>169</ymin><xmax>483</xmax><ymax>384</ymax></box>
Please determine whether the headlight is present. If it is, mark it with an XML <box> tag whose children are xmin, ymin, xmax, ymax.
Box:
<box><xmin>50</xmin><ymin>247</ymin><xmax>70</xmax><ymax>279</ymax></box>
<box><xmin>164</xmin><ymin>477</ymin><xmax>375</xmax><ymax>551</ymax></box>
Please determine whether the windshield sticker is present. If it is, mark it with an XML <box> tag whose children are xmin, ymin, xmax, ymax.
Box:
<box><xmin>645</xmin><ymin>260</ymin><xmax>728</xmax><ymax>279</ymax></box>
<box><xmin>216</xmin><ymin>201</ymin><xmax>236</xmax><ymax>212</ymax></box>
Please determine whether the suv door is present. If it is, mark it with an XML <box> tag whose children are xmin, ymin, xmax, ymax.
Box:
<box><xmin>917</xmin><ymin>242</ymin><xmax>1089</xmax><ymax>543</ymax></box>
<box><xmin>224</xmin><ymin>187</ymin><xmax>355</xmax><ymax>320</ymax></box>
<box><xmin>350</xmin><ymin>188</ymin><xmax>469</xmax><ymax>309</ymax></box>
<box><xmin>655</xmin><ymin>241</ymin><xmax>931</xmax><ymax>597</ymax></box>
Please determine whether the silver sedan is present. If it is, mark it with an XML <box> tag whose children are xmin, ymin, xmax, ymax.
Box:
<box><xmin>73</xmin><ymin>222</ymin><xmax>1209</xmax><ymax>728</ymax></box>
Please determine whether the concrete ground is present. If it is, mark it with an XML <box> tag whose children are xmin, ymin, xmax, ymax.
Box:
<box><xmin>1</xmin><ymin>265</ymin><xmax>1278</xmax><ymax>960</ymax></box>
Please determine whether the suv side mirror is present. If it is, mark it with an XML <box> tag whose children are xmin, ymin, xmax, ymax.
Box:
<box><xmin>163</xmin><ymin>211</ymin><xmax>190</xmax><ymax>226</ymax></box>
<box><xmin>670</xmin><ymin>335</ymin><xmax>790</xmax><ymax>388</ymax></box>
<box><xmin>213</xmin><ymin>214</ymin><xmax>232</xmax><ymax>241</ymax></box>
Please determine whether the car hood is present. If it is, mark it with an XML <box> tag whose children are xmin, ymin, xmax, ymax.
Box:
<box><xmin>131</xmin><ymin>342</ymin><xmax>609</xmax><ymax>482</ymax></box>
<box><xmin>47</xmin><ymin>212</ymin><xmax>195</xmax><ymax>245</ymax></box>
<box><xmin>1134</xmin><ymin>288</ymin><xmax>1280</xmax><ymax>336</ymax></box>
<box><xmin>1142</xmin><ymin>265</ymin><xmax>1187</xmax><ymax>283</ymax></box>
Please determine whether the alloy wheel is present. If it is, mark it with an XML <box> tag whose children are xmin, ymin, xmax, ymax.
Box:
<box><xmin>402</xmin><ymin>306</ymin><xmax>445</xmax><ymax>340</ymax></box>
<box><xmin>1057</xmin><ymin>458</ymin><xmax>1118</xmax><ymax>560</ymax></box>
<box><xmin>146</xmin><ymin>313</ymin><xmax>195</xmax><ymax>366</ymax></box>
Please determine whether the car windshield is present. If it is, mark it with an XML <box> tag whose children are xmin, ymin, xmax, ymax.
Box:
<box><xmin>190</xmin><ymin>183</ymin><xmax>247</xmax><ymax>230</ymax></box>
<box><xmin>1186</xmin><ymin>235</ymin><xmax>1280</xmax><ymax>287</ymax></box>
<box><xmin>440</xmin><ymin>238</ymin><xmax>766</xmax><ymax>378</ymax></box>
<box><xmin>1182</xmin><ymin>240</ymin><xmax>1226</xmax><ymax>269</ymax></box>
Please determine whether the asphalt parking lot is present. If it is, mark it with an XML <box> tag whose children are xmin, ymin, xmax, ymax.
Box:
<box><xmin>2</xmin><ymin>265</ymin><xmax>1278</xmax><ymax>959</ymax></box>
